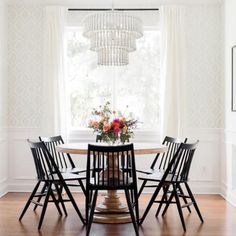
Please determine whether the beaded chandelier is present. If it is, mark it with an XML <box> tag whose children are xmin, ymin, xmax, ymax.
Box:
<box><xmin>83</xmin><ymin>11</ymin><xmax>143</xmax><ymax>66</ymax></box>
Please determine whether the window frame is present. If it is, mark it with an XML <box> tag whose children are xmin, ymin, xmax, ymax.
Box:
<box><xmin>65</xmin><ymin>26</ymin><xmax>161</xmax><ymax>143</ymax></box>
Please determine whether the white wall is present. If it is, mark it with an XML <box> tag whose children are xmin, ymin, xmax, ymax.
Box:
<box><xmin>6</xmin><ymin>1</ymin><xmax>224</xmax><ymax>193</ymax></box>
<box><xmin>221</xmin><ymin>0</ymin><xmax>236</xmax><ymax>206</ymax></box>
<box><xmin>0</xmin><ymin>0</ymin><xmax>8</xmax><ymax>197</ymax></box>
<box><xmin>183</xmin><ymin>4</ymin><xmax>223</xmax><ymax>193</ymax></box>
<box><xmin>7</xmin><ymin>5</ymin><xmax>43</xmax><ymax>191</ymax></box>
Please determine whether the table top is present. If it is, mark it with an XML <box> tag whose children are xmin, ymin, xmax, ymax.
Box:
<box><xmin>56</xmin><ymin>142</ymin><xmax>168</xmax><ymax>155</ymax></box>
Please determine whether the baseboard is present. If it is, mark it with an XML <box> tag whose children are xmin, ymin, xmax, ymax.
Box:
<box><xmin>139</xmin><ymin>180</ymin><xmax>220</xmax><ymax>194</ymax></box>
<box><xmin>0</xmin><ymin>180</ymin><xmax>8</xmax><ymax>198</ymax></box>
<box><xmin>7</xmin><ymin>181</ymin><xmax>84</xmax><ymax>193</ymax></box>
<box><xmin>6</xmin><ymin>178</ymin><xmax>221</xmax><ymax>194</ymax></box>
<box><xmin>8</xmin><ymin>182</ymin><xmax>36</xmax><ymax>192</ymax></box>
<box><xmin>220</xmin><ymin>182</ymin><xmax>236</xmax><ymax>207</ymax></box>
<box><xmin>188</xmin><ymin>180</ymin><xmax>220</xmax><ymax>194</ymax></box>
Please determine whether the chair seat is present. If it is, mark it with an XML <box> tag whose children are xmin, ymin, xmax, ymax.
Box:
<box><xmin>60</xmin><ymin>167</ymin><xmax>86</xmax><ymax>174</ymax></box>
<box><xmin>138</xmin><ymin>171</ymin><xmax>183</xmax><ymax>183</ymax></box>
<box><xmin>136</xmin><ymin>168</ymin><xmax>155</xmax><ymax>174</ymax></box>
<box><xmin>50</xmin><ymin>172</ymin><xmax>86</xmax><ymax>181</ymax></box>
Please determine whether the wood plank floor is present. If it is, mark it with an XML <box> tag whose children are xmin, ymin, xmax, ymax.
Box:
<box><xmin>0</xmin><ymin>193</ymin><xmax>235</xmax><ymax>236</ymax></box>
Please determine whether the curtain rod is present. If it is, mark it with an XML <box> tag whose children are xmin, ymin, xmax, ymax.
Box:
<box><xmin>68</xmin><ymin>8</ymin><xmax>159</xmax><ymax>11</ymax></box>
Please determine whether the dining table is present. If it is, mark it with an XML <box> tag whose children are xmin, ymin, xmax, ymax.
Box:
<box><xmin>56</xmin><ymin>142</ymin><xmax>168</xmax><ymax>224</ymax></box>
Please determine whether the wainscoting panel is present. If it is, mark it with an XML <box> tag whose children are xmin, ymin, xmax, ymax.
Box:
<box><xmin>7</xmin><ymin>127</ymin><xmax>39</xmax><ymax>192</ymax></box>
<box><xmin>183</xmin><ymin>128</ymin><xmax>221</xmax><ymax>193</ymax></box>
<box><xmin>6</xmin><ymin>127</ymin><xmax>222</xmax><ymax>194</ymax></box>
<box><xmin>0</xmin><ymin>128</ymin><xmax>8</xmax><ymax>197</ymax></box>
<box><xmin>220</xmin><ymin>130</ymin><xmax>236</xmax><ymax>206</ymax></box>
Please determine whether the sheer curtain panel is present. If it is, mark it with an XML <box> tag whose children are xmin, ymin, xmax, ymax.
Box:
<box><xmin>160</xmin><ymin>6</ymin><xmax>185</xmax><ymax>138</ymax></box>
<box><xmin>42</xmin><ymin>6</ymin><xmax>67</xmax><ymax>137</ymax></box>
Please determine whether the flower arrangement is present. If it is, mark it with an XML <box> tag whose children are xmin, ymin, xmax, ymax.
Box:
<box><xmin>88</xmin><ymin>102</ymin><xmax>138</xmax><ymax>144</ymax></box>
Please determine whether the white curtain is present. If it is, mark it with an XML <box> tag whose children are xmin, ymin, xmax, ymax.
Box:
<box><xmin>41</xmin><ymin>6</ymin><xmax>68</xmax><ymax>138</ymax></box>
<box><xmin>160</xmin><ymin>6</ymin><xmax>185</xmax><ymax>139</ymax></box>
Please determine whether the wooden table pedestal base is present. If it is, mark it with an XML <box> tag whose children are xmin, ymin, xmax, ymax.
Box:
<box><xmin>93</xmin><ymin>190</ymin><xmax>132</xmax><ymax>223</ymax></box>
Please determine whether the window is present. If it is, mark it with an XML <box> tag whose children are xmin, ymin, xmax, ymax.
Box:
<box><xmin>66</xmin><ymin>27</ymin><xmax>160</xmax><ymax>133</ymax></box>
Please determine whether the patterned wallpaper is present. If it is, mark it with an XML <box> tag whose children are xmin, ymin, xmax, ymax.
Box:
<box><xmin>7</xmin><ymin>4</ymin><xmax>223</xmax><ymax>128</ymax></box>
<box><xmin>8</xmin><ymin>5</ymin><xmax>43</xmax><ymax>127</ymax></box>
<box><xmin>184</xmin><ymin>5</ymin><xmax>223</xmax><ymax>128</ymax></box>
<box><xmin>0</xmin><ymin>1</ymin><xmax>7</xmax><ymax>128</ymax></box>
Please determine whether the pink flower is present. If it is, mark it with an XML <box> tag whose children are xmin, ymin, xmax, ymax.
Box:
<box><xmin>112</xmin><ymin>119</ymin><xmax>120</xmax><ymax>128</ymax></box>
<box><xmin>114</xmin><ymin>127</ymin><xmax>120</xmax><ymax>134</ymax></box>
<box><xmin>113</xmin><ymin>118</ymin><xmax>120</xmax><ymax>123</ymax></box>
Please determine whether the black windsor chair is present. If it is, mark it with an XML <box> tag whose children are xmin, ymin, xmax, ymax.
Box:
<box><xmin>33</xmin><ymin>135</ymin><xmax>86</xmax><ymax>215</ymax></box>
<box><xmin>85</xmin><ymin>143</ymin><xmax>139</xmax><ymax>236</ymax></box>
<box><xmin>137</xmin><ymin>136</ymin><xmax>181</xmax><ymax>175</ymax></box>
<box><xmin>39</xmin><ymin>136</ymin><xmax>86</xmax><ymax>192</ymax></box>
<box><xmin>39</xmin><ymin>135</ymin><xmax>86</xmax><ymax>174</ymax></box>
<box><xmin>19</xmin><ymin>140</ymin><xmax>85</xmax><ymax>229</ymax></box>
<box><xmin>137</xmin><ymin>137</ymin><xmax>189</xmax><ymax>209</ymax></box>
<box><xmin>139</xmin><ymin>141</ymin><xmax>203</xmax><ymax>231</ymax></box>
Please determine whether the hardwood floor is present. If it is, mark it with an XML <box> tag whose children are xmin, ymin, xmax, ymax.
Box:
<box><xmin>0</xmin><ymin>192</ymin><xmax>235</xmax><ymax>236</ymax></box>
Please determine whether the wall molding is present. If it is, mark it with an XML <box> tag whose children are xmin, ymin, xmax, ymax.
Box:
<box><xmin>0</xmin><ymin>127</ymin><xmax>8</xmax><ymax>197</ymax></box>
<box><xmin>7</xmin><ymin>179</ymin><xmax>220</xmax><ymax>194</ymax></box>
<box><xmin>4</xmin><ymin>126</ymin><xmax>223</xmax><ymax>195</ymax></box>
<box><xmin>220</xmin><ymin>182</ymin><xmax>236</xmax><ymax>207</ymax></box>
<box><xmin>0</xmin><ymin>127</ymin><xmax>8</xmax><ymax>141</ymax></box>
<box><xmin>184</xmin><ymin>127</ymin><xmax>222</xmax><ymax>141</ymax></box>
<box><xmin>8</xmin><ymin>181</ymin><xmax>36</xmax><ymax>192</ymax></box>
<box><xmin>6</xmin><ymin>0</ymin><xmax>223</xmax><ymax>7</ymax></box>
<box><xmin>8</xmin><ymin>127</ymin><xmax>40</xmax><ymax>140</ymax></box>
<box><xmin>222</xmin><ymin>129</ymin><xmax>236</xmax><ymax>144</ymax></box>
<box><xmin>220</xmin><ymin>129</ymin><xmax>236</xmax><ymax>206</ymax></box>
<box><xmin>0</xmin><ymin>179</ymin><xmax>8</xmax><ymax>198</ymax></box>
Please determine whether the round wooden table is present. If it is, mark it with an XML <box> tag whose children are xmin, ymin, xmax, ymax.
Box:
<box><xmin>56</xmin><ymin>142</ymin><xmax>167</xmax><ymax>224</ymax></box>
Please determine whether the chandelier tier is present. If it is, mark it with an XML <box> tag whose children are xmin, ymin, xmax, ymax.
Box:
<box><xmin>83</xmin><ymin>11</ymin><xmax>143</xmax><ymax>66</ymax></box>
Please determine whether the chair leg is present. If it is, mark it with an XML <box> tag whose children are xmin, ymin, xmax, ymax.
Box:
<box><xmin>130</xmin><ymin>189</ymin><xmax>134</xmax><ymax>204</ymax></box>
<box><xmin>139</xmin><ymin>182</ymin><xmax>163</xmax><ymax>225</ymax></box>
<box><xmin>173</xmin><ymin>184</ymin><xmax>186</xmax><ymax>231</ymax></box>
<box><xmin>63</xmin><ymin>182</ymin><xmax>85</xmax><ymax>224</ymax></box>
<box><xmin>178</xmin><ymin>184</ymin><xmax>191</xmax><ymax>213</ymax></box>
<box><xmin>85</xmin><ymin>189</ymin><xmax>90</xmax><ymax>225</ymax></box>
<box><xmin>86</xmin><ymin>190</ymin><xmax>98</xmax><ymax>236</ymax></box>
<box><xmin>162</xmin><ymin>190</ymin><xmax>175</xmax><ymax>217</ymax></box>
<box><xmin>125</xmin><ymin>189</ymin><xmax>139</xmax><ymax>236</ymax></box>
<box><xmin>55</xmin><ymin>184</ymin><xmax>68</xmax><ymax>216</ymax></box>
<box><xmin>138</xmin><ymin>180</ymin><xmax>147</xmax><ymax>198</ymax></box>
<box><xmin>33</xmin><ymin>181</ymin><xmax>46</xmax><ymax>211</ymax></box>
<box><xmin>49</xmin><ymin>186</ymin><xmax>62</xmax><ymax>216</ymax></box>
<box><xmin>155</xmin><ymin>185</ymin><xmax>170</xmax><ymax>217</ymax></box>
<box><xmin>19</xmin><ymin>180</ymin><xmax>41</xmax><ymax>220</ymax></box>
<box><xmin>38</xmin><ymin>182</ymin><xmax>52</xmax><ymax>230</ymax></box>
<box><xmin>78</xmin><ymin>179</ymin><xmax>86</xmax><ymax>195</ymax></box>
<box><xmin>185</xmin><ymin>182</ymin><xmax>204</xmax><ymax>223</ymax></box>
<box><xmin>133</xmin><ymin>188</ymin><xmax>139</xmax><ymax>223</ymax></box>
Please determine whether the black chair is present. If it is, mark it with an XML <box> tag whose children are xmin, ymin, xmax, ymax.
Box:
<box><xmin>39</xmin><ymin>135</ymin><xmax>86</xmax><ymax>174</ymax></box>
<box><xmin>39</xmin><ymin>136</ymin><xmax>86</xmax><ymax>194</ymax></box>
<box><xmin>19</xmin><ymin>140</ymin><xmax>85</xmax><ymax>229</ymax></box>
<box><xmin>137</xmin><ymin>137</ymin><xmax>191</xmax><ymax>223</ymax></box>
<box><xmin>137</xmin><ymin>136</ymin><xmax>181</xmax><ymax>175</ymax></box>
<box><xmin>139</xmin><ymin>141</ymin><xmax>203</xmax><ymax>231</ymax></box>
<box><xmin>34</xmin><ymin>136</ymin><xmax>86</xmax><ymax>215</ymax></box>
<box><xmin>85</xmin><ymin>143</ymin><xmax>139</xmax><ymax>236</ymax></box>
<box><xmin>138</xmin><ymin>136</ymin><xmax>185</xmax><ymax>197</ymax></box>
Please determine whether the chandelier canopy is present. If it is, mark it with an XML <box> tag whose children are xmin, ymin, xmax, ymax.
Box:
<box><xmin>83</xmin><ymin>11</ymin><xmax>143</xmax><ymax>66</ymax></box>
